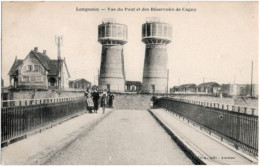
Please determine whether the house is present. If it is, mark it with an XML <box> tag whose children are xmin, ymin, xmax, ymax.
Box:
<box><xmin>125</xmin><ymin>81</ymin><xmax>142</xmax><ymax>92</ymax></box>
<box><xmin>69</xmin><ymin>79</ymin><xmax>91</xmax><ymax>90</ymax></box>
<box><xmin>8</xmin><ymin>47</ymin><xmax>70</xmax><ymax>90</ymax></box>
<box><xmin>229</xmin><ymin>84</ymin><xmax>258</xmax><ymax>97</ymax></box>
<box><xmin>179</xmin><ymin>84</ymin><xmax>197</xmax><ymax>93</ymax></box>
<box><xmin>170</xmin><ymin>86</ymin><xmax>180</xmax><ymax>93</ymax></box>
<box><xmin>197</xmin><ymin>82</ymin><xmax>220</xmax><ymax>94</ymax></box>
<box><xmin>220</xmin><ymin>84</ymin><xmax>231</xmax><ymax>97</ymax></box>
<box><xmin>92</xmin><ymin>85</ymin><xmax>98</xmax><ymax>91</ymax></box>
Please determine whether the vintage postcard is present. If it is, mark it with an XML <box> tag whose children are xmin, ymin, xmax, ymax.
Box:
<box><xmin>1</xmin><ymin>1</ymin><xmax>258</xmax><ymax>165</ymax></box>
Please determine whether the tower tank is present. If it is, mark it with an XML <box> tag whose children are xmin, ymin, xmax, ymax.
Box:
<box><xmin>141</xmin><ymin>18</ymin><xmax>172</xmax><ymax>93</ymax></box>
<box><xmin>98</xmin><ymin>19</ymin><xmax>127</xmax><ymax>92</ymax></box>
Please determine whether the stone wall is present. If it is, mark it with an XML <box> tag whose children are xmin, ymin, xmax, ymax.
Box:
<box><xmin>112</xmin><ymin>93</ymin><xmax>215</xmax><ymax>110</ymax></box>
<box><xmin>10</xmin><ymin>90</ymin><xmax>84</xmax><ymax>100</ymax></box>
<box><xmin>113</xmin><ymin>93</ymin><xmax>153</xmax><ymax>110</ymax></box>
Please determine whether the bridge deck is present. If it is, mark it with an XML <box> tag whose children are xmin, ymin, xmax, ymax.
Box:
<box><xmin>2</xmin><ymin>109</ymin><xmax>193</xmax><ymax>165</ymax></box>
<box><xmin>45</xmin><ymin>109</ymin><xmax>193</xmax><ymax>165</ymax></box>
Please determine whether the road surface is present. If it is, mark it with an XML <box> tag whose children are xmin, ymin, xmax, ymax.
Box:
<box><xmin>45</xmin><ymin>109</ymin><xmax>193</xmax><ymax>165</ymax></box>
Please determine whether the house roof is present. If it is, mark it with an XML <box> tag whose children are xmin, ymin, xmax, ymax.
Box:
<box><xmin>8</xmin><ymin>59</ymin><xmax>23</xmax><ymax>75</ymax></box>
<box><xmin>179</xmin><ymin>83</ymin><xmax>197</xmax><ymax>89</ymax></box>
<box><xmin>31</xmin><ymin>51</ymin><xmax>51</xmax><ymax>70</ymax></box>
<box><xmin>48</xmin><ymin>60</ymin><xmax>60</xmax><ymax>76</ymax></box>
<box><xmin>172</xmin><ymin>86</ymin><xmax>180</xmax><ymax>89</ymax></box>
<box><xmin>69</xmin><ymin>78</ymin><xmax>91</xmax><ymax>84</ymax></box>
<box><xmin>125</xmin><ymin>81</ymin><xmax>142</xmax><ymax>86</ymax></box>
<box><xmin>9</xmin><ymin>49</ymin><xmax>70</xmax><ymax>78</ymax></box>
<box><xmin>198</xmin><ymin>82</ymin><xmax>220</xmax><ymax>88</ymax></box>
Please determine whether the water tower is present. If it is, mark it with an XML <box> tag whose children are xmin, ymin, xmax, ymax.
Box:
<box><xmin>141</xmin><ymin>18</ymin><xmax>172</xmax><ymax>93</ymax></box>
<box><xmin>98</xmin><ymin>19</ymin><xmax>127</xmax><ymax>92</ymax></box>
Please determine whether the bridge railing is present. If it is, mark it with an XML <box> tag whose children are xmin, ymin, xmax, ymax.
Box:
<box><xmin>1</xmin><ymin>96</ymin><xmax>85</xmax><ymax>108</ymax></box>
<box><xmin>1</xmin><ymin>97</ymin><xmax>87</xmax><ymax>145</ymax></box>
<box><xmin>155</xmin><ymin>97</ymin><xmax>258</xmax><ymax>156</ymax></box>
<box><xmin>169</xmin><ymin>97</ymin><xmax>258</xmax><ymax>116</ymax></box>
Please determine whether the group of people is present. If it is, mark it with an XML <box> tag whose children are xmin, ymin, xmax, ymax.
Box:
<box><xmin>84</xmin><ymin>88</ymin><xmax>114</xmax><ymax>114</ymax></box>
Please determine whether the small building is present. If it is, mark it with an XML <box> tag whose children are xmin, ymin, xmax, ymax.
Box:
<box><xmin>69</xmin><ymin>79</ymin><xmax>91</xmax><ymax>90</ymax></box>
<box><xmin>125</xmin><ymin>81</ymin><xmax>142</xmax><ymax>92</ymax></box>
<box><xmin>1</xmin><ymin>78</ymin><xmax>4</xmax><ymax>87</ymax></box>
<box><xmin>8</xmin><ymin>47</ymin><xmax>70</xmax><ymax>90</ymax></box>
<box><xmin>170</xmin><ymin>86</ymin><xmax>180</xmax><ymax>93</ymax></box>
<box><xmin>92</xmin><ymin>85</ymin><xmax>98</xmax><ymax>91</ymax></box>
<box><xmin>179</xmin><ymin>84</ymin><xmax>197</xmax><ymax>93</ymax></box>
<box><xmin>229</xmin><ymin>84</ymin><xmax>258</xmax><ymax>97</ymax></box>
<box><xmin>253</xmin><ymin>84</ymin><xmax>258</xmax><ymax>97</ymax></box>
<box><xmin>197</xmin><ymin>82</ymin><xmax>220</xmax><ymax>94</ymax></box>
<box><xmin>220</xmin><ymin>84</ymin><xmax>231</xmax><ymax>97</ymax></box>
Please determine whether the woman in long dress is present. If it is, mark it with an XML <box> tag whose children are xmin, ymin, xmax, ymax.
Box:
<box><xmin>100</xmin><ymin>91</ymin><xmax>107</xmax><ymax>114</ymax></box>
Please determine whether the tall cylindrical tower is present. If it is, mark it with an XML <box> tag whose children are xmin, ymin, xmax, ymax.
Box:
<box><xmin>98</xmin><ymin>19</ymin><xmax>127</xmax><ymax>92</ymax></box>
<box><xmin>141</xmin><ymin>18</ymin><xmax>172</xmax><ymax>93</ymax></box>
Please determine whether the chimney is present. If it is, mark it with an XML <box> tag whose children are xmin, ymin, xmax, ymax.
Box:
<box><xmin>43</xmin><ymin>50</ymin><xmax>46</xmax><ymax>55</ymax></box>
<box><xmin>34</xmin><ymin>47</ymin><xmax>38</xmax><ymax>52</ymax></box>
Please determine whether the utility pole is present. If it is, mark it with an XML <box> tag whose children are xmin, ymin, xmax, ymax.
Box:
<box><xmin>203</xmin><ymin>77</ymin><xmax>205</xmax><ymax>84</ymax></box>
<box><xmin>55</xmin><ymin>36</ymin><xmax>63</xmax><ymax>91</ymax></box>
<box><xmin>166</xmin><ymin>69</ymin><xmax>169</xmax><ymax>96</ymax></box>
<box><xmin>98</xmin><ymin>68</ymin><xmax>100</xmax><ymax>86</ymax></box>
<box><xmin>250</xmin><ymin>61</ymin><xmax>253</xmax><ymax>97</ymax></box>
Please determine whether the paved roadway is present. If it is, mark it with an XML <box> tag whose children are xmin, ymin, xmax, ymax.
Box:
<box><xmin>45</xmin><ymin>110</ymin><xmax>193</xmax><ymax>165</ymax></box>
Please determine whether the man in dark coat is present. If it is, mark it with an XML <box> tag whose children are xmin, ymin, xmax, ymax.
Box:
<box><xmin>92</xmin><ymin>89</ymin><xmax>99</xmax><ymax>113</ymax></box>
<box><xmin>107</xmin><ymin>92</ymin><xmax>114</xmax><ymax>108</ymax></box>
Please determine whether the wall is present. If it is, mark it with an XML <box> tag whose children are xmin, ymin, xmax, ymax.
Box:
<box><xmin>61</xmin><ymin>61</ymin><xmax>70</xmax><ymax>90</ymax></box>
<box><xmin>112</xmin><ymin>93</ymin><xmax>219</xmax><ymax>110</ymax></box>
<box><xmin>18</xmin><ymin>57</ymin><xmax>48</xmax><ymax>88</ymax></box>
<box><xmin>113</xmin><ymin>93</ymin><xmax>153</xmax><ymax>110</ymax></box>
<box><xmin>99</xmin><ymin>45</ymin><xmax>125</xmax><ymax>92</ymax></box>
<box><xmin>10</xmin><ymin>90</ymin><xmax>84</xmax><ymax>100</ymax></box>
<box><xmin>142</xmin><ymin>45</ymin><xmax>168</xmax><ymax>93</ymax></box>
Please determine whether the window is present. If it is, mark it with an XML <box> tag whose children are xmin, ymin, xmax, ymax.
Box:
<box><xmin>35</xmin><ymin>76</ymin><xmax>43</xmax><ymax>82</ymax></box>
<box><xmin>27</xmin><ymin>65</ymin><xmax>33</xmax><ymax>72</ymax></box>
<box><xmin>147</xmin><ymin>24</ymin><xmax>151</xmax><ymax>37</ymax></box>
<box><xmin>158</xmin><ymin>24</ymin><xmax>163</xmax><ymax>36</ymax></box>
<box><xmin>30</xmin><ymin>76</ymin><xmax>35</xmax><ymax>82</ymax></box>
<box><xmin>152</xmin><ymin>84</ymin><xmax>155</xmax><ymax>93</ymax></box>
<box><xmin>152</xmin><ymin>23</ymin><xmax>157</xmax><ymax>36</ymax></box>
<box><xmin>23</xmin><ymin>76</ymin><xmax>29</xmax><ymax>82</ymax></box>
<box><xmin>106</xmin><ymin>25</ymin><xmax>111</xmax><ymax>37</ymax></box>
<box><xmin>117</xmin><ymin>26</ymin><xmax>123</xmax><ymax>38</ymax></box>
<box><xmin>100</xmin><ymin>26</ymin><xmax>105</xmax><ymax>37</ymax></box>
<box><xmin>112</xmin><ymin>25</ymin><xmax>116</xmax><ymax>37</ymax></box>
<box><xmin>34</xmin><ymin>65</ymin><xmax>40</xmax><ymax>72</ymax></box>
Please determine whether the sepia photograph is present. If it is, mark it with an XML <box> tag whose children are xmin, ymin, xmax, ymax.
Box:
<box><xmin>1</xmin><ymin>1</ymin><xmax>259</xmax><ymax>165</ymax></box>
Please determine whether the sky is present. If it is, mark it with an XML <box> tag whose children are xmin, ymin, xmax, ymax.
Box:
<box><xmin>2</xmin><ymin>1</ymin><xmax>258</xmax><ymax>87</ymax></box>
